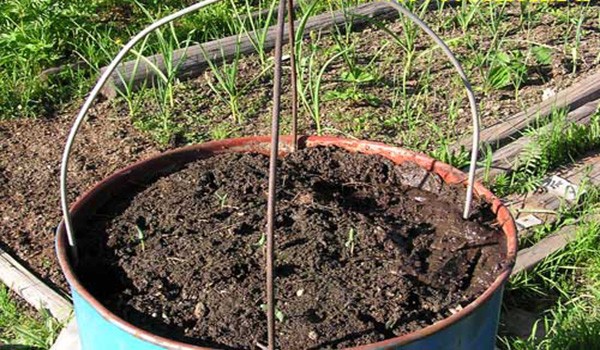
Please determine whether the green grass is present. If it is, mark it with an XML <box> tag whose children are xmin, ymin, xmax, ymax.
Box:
<box><xmin>490</xmin><ymin>109</ymin><xmax>600</xmax><ymax>348</ymax></box>
<box><xmin>501</xmin><ymin>199</ymin><xmax>600</xmax><ymax>349</ymax></box>
<box><xmin>0</xmin><ymin>285</ymin><xmax>61</xmax><ymax>349</ymax></box>
<box><xmin>0</xmin><ymin>0</ymin><xmax>372</xmax><ymax>120</ymax></box>
<box><xmin>490</xmin><ymin>110</ymin><xmax>600</xmax><ymax>197</ymax></box>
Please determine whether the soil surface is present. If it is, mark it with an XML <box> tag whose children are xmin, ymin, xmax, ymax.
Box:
<box><xmin>0</xmin><ymin>105</ymin><xmax>160</xmax><ymax>292</ymax></box>
<box><xmin>78</xmin><ymin>147</ymin><xmax>507</xmax><ymax>349</ymax></box>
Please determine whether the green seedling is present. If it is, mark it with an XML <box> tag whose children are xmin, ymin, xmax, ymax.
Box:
<box><xmin>135</xmin><ymin>225</ymin><xmax>146</xmax><ymax>252</ymax></box>
<box><xmin>203</xmin><ymin>42</ymin><xmax>273</xmax><ymax>124</ymax></box>
<box><xmin>296</xmin><ymin>37</ymin><xmax>349</xmax><ymax>134</ymax></box>
<box><xmin>345</xmin><ymin>227</ymin><xmax>357</xmax><ymax>256</ymax></box>
<box><xmin>214</xmin><ymin>192</ymin><xmax>228</xmax><ymax>209</ymax></box>
<box><xmin>260</xmin><ymin>304</ymin><xmax>285</xmax><ymax>322</ymax></box>
<box><xmin>254</xmin><ymin>232</ymin><xmax>266</xmax><ymax>248</ymax></box>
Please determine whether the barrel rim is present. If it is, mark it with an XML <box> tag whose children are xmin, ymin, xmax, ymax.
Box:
<box><xmin>56</xmin><ymin>135</ymin><xmax>518</xmax><ymax>350</ymax></box>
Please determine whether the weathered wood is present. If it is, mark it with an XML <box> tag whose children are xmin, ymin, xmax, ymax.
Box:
<box><xmin>507</xmin><ymin>152</ymin><xmax>600</xmax><ymax>226</ymax></box>
<box><xmin>476</xmin><ymin>98</ymin><xmax>600</xmax><ymax>180</ymax></box>
<box><xmin>512</xmin><ymin>225</ymin><xmax>577</xmax><ymax>276</ymax></box>
<box><xmin>0</xmin><ymin>248</ymin><xmax>72</xmax><ymax>322</ymax></box>
<box><xmin>50</xmin><ymin>319</ymin><xmax>80</xmax><ymax>350</ymax></box>
<box><xmin>500</xmin><ymin>157</ymin><xmax>600</xmax><ymax>341</ymax></box>
<box><xmin>100</xmin><ymin>2</ymin><xmax>400</xmax><ymax>98</ymax></box>
<box><xmin>455</xmin><ymin>71</ymin><xmax>600</xmax><ymax>151</ymax></box>
<box><xmin>39</xmin><ymin>61</ymin><xmax>88</xmax><ymax>81</ymax></box>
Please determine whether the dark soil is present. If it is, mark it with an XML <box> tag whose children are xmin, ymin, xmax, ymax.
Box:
<box><xmin>132</xmin><ymin>2</ymin><xmax>600</xmax><ymax>149</ymax></box>
<box><xmin>78</xmin><ymin>147</ymin><xmax>507</xmax><ymax>349</ymax></box>
<box><xmin>0</xmin><ymin>105</ymin><xmax>160</xmax><ymax>292</ymax></box>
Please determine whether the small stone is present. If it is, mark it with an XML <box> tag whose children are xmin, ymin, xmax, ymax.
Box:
<box><xmin>449</xmin><ymin>305</ymin><xmax>463</xmax><ymax>315</ymax></box>
<box><xmin>542</xmin><ymin>88</ymin><xmax>556</xmax><ymax>101</ymax></box>
<box><xmin>194</xmin><ymin>302</ymin><xmax>207</xmax><ymax>318</ymax></box>
<box><xmin>296</xmin><ymin>289</ymin><xmax>304</xmax><ymax>297</ymax></box>
<box><xmin>308</xmin><ymin>331</ymin><xmax>318</xmax><ymax>341</ymax></box>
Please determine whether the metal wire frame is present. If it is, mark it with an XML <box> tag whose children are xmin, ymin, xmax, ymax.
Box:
<box><xmin>59</xmin><ymin>0</ymin><xmax>480</xmax><ymax>349</ymax></box>
<box><xmin>265</xmin><ymin>2</ymin><xmax>480</xmax><ymax>345</ymax></box>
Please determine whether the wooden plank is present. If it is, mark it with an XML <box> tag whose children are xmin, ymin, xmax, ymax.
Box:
<box><xmin>511</xmin><ymin>225</ymin><xmax>577</xmax><ymax>276</ymax></box>
<box><xmin>455</xmin><ymin>70</ymin><xmax>600</xmax><ymax>151</ymax></box>
<box><xmin>476</xmin><ymin>98</ymin><xmax>600</xmax><ymax>181</ymax></box>
<box><xmin>100</xmin><ymin>2</ymin><xmax>400</xmax><ymax>98</ymax></box>
<box><xmin>507</xmin><ymin>153</ymin><xmax>600</xmax><ymax>227</ymax></box>
<box><xmin>0</xmin><ymin>248</ymin><xmax>72</xmax><ymax>323</ymax></box>
<box><xmin>500</xmin><ymin>159</ymin><xmax>600</xmax><ymax>341</ymax></box>
<box><xmin>50</xmin><ymin>319</ymin><xmax>80</xmax><ymax>350</ymax></box>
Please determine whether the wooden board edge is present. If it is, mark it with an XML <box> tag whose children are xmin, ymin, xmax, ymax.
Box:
<box><xmin>0</xmin><ymin>248</ymin><xmax>72</xmax><ymax>323</ymax></box>
<box><xmin>50</xmin><ymin>319</ymin><xmax>81</xmax><ymax>350</ymax></box>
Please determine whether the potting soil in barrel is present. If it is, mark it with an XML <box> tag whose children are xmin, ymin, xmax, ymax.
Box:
<box><xmin>78</xmin><ymin>146</ymin><xmax>507</xmax><ymax>349</ymax></box>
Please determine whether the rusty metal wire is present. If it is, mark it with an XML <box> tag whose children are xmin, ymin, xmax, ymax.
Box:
<box><xmin>287</xmin><ymin>0</ymin><xmax>298</xmax><ymax>151</ymax></box>
<box><xmin>265</xmin><ymin>0</ymin><xmax>289</xmax><ymax>348</ymax></box>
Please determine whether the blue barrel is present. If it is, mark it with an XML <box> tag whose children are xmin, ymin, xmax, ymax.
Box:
<box><xmin>56</xmin><ymin>137</ymin><xmax>518</xmax><ymax>350</ymax></box>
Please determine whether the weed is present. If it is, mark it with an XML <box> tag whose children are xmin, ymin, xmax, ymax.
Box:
<box><xmin>0</xmin><ymin>285</ymin><xmax>60</xmax><ymax>348</ymax></box>
<box><xmin>492</xmin><ymin>110</ymin><xmax>600</xmax><ymax>196</ymax></box>
<box><xmin>210</xmin><ymin>123</ymin><xmax>234</xmax><ymax>140</ymax></box>
<box><xmin>430</xmin><ymin>144</ymin><xmax>471</xmax><ymax>169</ymax></box>
<box><xmin>483</xmin><ymin>49</ymin><xmax>528</xmax><ymax>99</ymax></box>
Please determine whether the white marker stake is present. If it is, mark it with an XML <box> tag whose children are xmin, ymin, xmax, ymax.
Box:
<box><xmin>542</xmin><ymin>175</ymin><xmax>583</xmax><ymax>202</ymax></box>
<box><xmin>516</xmin><ymin>214</ymin><xmax>544</xmax><ymax>231</ymax></box>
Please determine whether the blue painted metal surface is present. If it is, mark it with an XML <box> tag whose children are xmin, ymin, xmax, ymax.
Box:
<box><xmin>71</xmin><ymin>288</ymin><xmax>167</xmax><ymax>350</ymax></box>
<box><xmin>69</xmin><ymin>280</ymin><xmax>503</xmax><ymax>350</ymax></box>
<box><xmin>391</xmin><ymin>289</ymin><xmax>504</xmax><ymax>350</ymax></box>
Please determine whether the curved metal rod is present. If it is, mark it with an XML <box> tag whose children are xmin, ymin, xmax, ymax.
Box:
<box><xmin>59</xmin><ymin>0</ymin><xmax>222</xmax><ymax>252</ymax></box>
<box><xmin>61</xmin><ymin>0</ymin><xmax>481</xmax><ymax>252</ymax></box>
<box><xmin>386</xmin><ymin>0</ymin><xmax>480</xmax><ymax>219</ymax></box>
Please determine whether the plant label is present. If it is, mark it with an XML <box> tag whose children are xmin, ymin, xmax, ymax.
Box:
<box><xmin>541</xmin><ymin>175</ymin><xmax>582</xmax><ymax>202</ymax></box>
<box><xmin>515</xmin><ymin>214</ymin><xmax>543</xmax><ymax>231</ymax></box>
